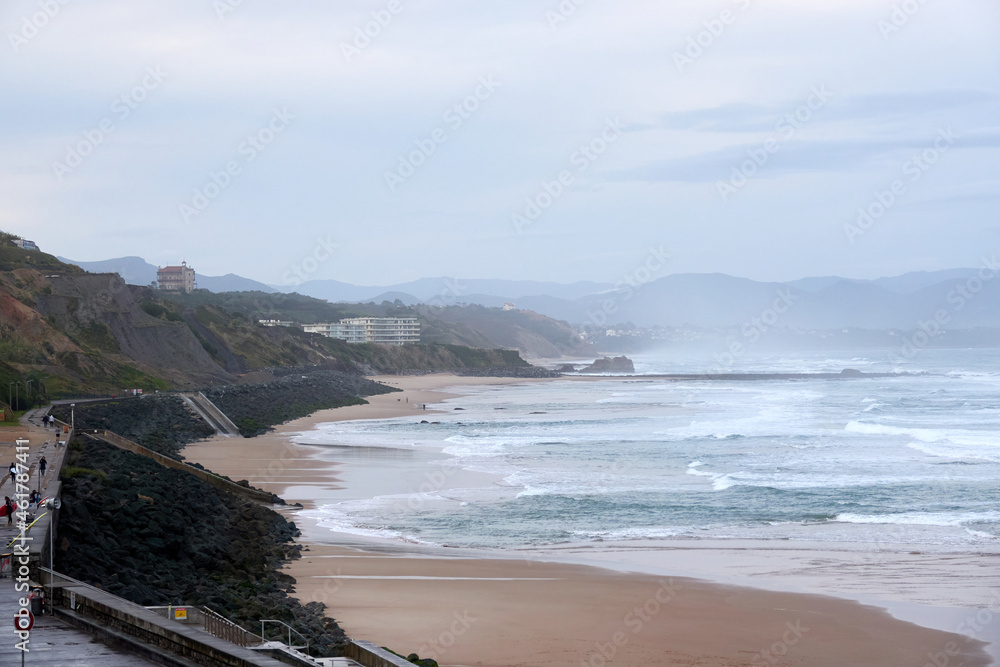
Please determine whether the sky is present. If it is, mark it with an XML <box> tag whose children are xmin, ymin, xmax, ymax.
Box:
<box><xmin>1</xmin><ymin>0</ymin><xmax>998</xmax><ymax>288</ymax></box>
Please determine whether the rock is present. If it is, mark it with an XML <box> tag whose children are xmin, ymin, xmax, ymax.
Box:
<box><xmin>57</xmin><ymin>438</ymin><xmax>347</xmax><ymax>657</ymax></box>
<box><xmin>554</xmin><ymin>363</ymin><xmax>577</xmax><ymax>372</ymax></box>
<box><xmin>840</xmin><ymin>368</ymin><xmax>864</xmax><ymax>377</ymax></box>
<box><xmin>579</xmin><ymin>356</ymin><xmax>635</xmax><ymax>374</ymax></box>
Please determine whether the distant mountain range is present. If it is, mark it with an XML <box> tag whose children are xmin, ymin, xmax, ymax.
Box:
<box><xmin>61</xmin><ymin>256</ymin><xmax>1000</xmax><ymax>331</ymax></box>
<box><xmin>58</xmin><ymin>256</ymin><xmax>277</xmax><ymax>294</ymax></box>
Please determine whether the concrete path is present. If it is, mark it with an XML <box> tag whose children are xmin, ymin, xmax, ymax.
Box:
<box><xmin>0</xmin><ymin>575</ymin><xmax>155</xmax><ymax>666</ymax></box>
<box><xmin>0</xmin><ymin>408</ymin><xmax>56</xmax><ymax>498</ymax></box>
<box><xmin>0</xmin><ymin>408</ymin><xmax>155</xmax><ymax>665</ymax></box>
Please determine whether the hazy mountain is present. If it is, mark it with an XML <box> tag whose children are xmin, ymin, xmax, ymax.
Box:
<box><xmin>871</xmin><ymin>269</ymin><xmax>988</xmax><ymax>294</ymax></box>
<box><xmin>786</xmin><ymin>269</ymin><xmax>986</xmax><ymax>295</ymax></box>
<box><xmin>60</xmin><ymin>255</ymin><xmax>1000</xmax><ymax>332</ymax></box>
<box><xmin>59</xmin><ymin>256</ymin><xmax>276</xmax><ymax>293</ymax></box>
<box><xmin>574</xmin><ymin>272</ymin><xmax>1000</xmax><ymax>330</ymax></box>
<box><xmin>363</xmin><ymin>291</ymin><xmax>422</xmax><ymax>306</ymax></box>
<box><xmin>57</xmin><ymin>256</ymin><xmax>158</xmax><ymax>286</ymax></box>
<box><xmin>288</xmin><ymin>277</ymin><xmax>613</xmax><ymax>304</ymax></box>
<box><xmin>785</xmin><ymin>276</ymin><xmax>866</xmax><ymax>292</ymax></box>
<box><xmin>197</xmin><ymin>274</ymin><xmax>277</xmax><ymax>293</ymax></box>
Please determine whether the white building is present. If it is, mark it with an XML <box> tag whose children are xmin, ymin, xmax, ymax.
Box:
<box><xmin>303</xmin><ymin>317</ymin><xmax>420</xmax><ymax>346</ymax></box>
<box><xmin>13</xmin><ymin>239</ymin><xmax>38</xmax><ymax>251</ymax></box>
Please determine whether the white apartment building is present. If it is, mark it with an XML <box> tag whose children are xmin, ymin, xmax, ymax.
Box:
<box><xmin>303</xmin><ymin>317</ymin><xmax>420</xmax><ymax>346</ymax></box>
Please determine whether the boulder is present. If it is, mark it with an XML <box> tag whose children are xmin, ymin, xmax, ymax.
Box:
<box><xmin>579</xmin><ymin>356</ymin><xmax>635</xmax><ymax>374</ymax></box>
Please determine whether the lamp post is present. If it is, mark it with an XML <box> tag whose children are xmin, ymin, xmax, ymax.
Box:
<box><xmin>6</xmin><ymin>382</ymin><xmax>11</xmax><ymax>413</ymax></box>
<box><xmin>70</xmin><ymin>403</ymin><xmax>75</xmax><ymax>430</ymax></box>
<box><xmin>45</xmin><ymin>498</ymin><xmax>61</xmax><ymax>589</ymax></box>
<box><xmin>14</xmin><ymin>381</ymin><xmax>20</xmax><ymax>412</ymax></box>
<box><xmin>24</xmin><ymin>380</ymin><xmax>33</xmax><ymax>409</ymax></box>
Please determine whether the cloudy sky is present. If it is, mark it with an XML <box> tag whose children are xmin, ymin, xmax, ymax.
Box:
<box><xmin>2</xmin><ymin>0</ymin><xmax>997</xmax><ymax>287</ymax></box>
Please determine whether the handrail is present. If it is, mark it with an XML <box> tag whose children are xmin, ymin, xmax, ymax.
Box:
<box><xmin>260</xmin><ymin>619</ymin><xmax>310</xmax><ymax>654</ymax></box>
<box><xmin>40</xmin><ymin>566</ymin><xmax>151</xmax><ymax>613</ymax></box>
<box><xmin>203</xmin><ymin>605</ymin><xmax>263</xmax><ymax>648</ymax></box>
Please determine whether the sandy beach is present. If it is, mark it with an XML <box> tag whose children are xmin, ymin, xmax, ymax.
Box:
<box><xmin>182</xmin><ymin>374</ymin><xmax>996</xmax><ymax>667</ymax></box>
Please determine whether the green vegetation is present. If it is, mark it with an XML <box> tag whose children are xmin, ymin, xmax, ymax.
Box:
<box><xmin>384</xmin><ymin>648</ymin><xmax>439</xmax><ymax>667</ymax></box>
<box><xmin>0</xmin><ymin>236</ymin><xmax>549</xmax><ymax>402</ymax></box>
<box><xmin>77</xmin><ymin>321</ymin><xmax>121</xmax><ymax>353</ymax></box>
<box><xmin>0</xmin><ymin>239</ymin><xmax>84</xmax><ymax>274</ymax></box>
<box><xmin>160</xmin><ymin>290</ymin><xmax>355</xmax><ymax>325</ymax></box>
<box><xmin>61</xmin><ymin>465</ymin><xmax>108</xmax><ymax>480</ymax></box>
<box><xmin>0</xmin><ymin>325</ymin><xmax>41</xmax><ymax>364</ymax></box>
<box><xmin>140</xmin><ymin>299</ymin><xmax>184</xmax><ymax>322</ymax></box>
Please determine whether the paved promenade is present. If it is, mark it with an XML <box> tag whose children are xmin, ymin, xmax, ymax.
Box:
<box><xmin>0</xmin><ymin>408</ymin><xmax>157</xmax><ymax>665</ymax></box>
<box><xmin>0</xmin><ymin>575</ymin><xmax>155</xmax><ymax>666</ymax></box>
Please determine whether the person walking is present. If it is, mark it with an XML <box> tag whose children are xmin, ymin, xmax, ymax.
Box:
<box><xmin>48</xmin><ymin>414</ymin><xmax>54</xmax><ymax>429</ymax></box>
<box><xmin>8</xmin><ymin>462</ymin><xmax>15</xmax><ymax>486</ymax></box>
<box><xmin>4</xmin><ymin>497</ymin><xmax>12</xmax><ymax>526</ymax></box>
<box><xmin>39</xmin><ymin>456</ymin><xmax>46</xmax><ymax>478</ymax></box>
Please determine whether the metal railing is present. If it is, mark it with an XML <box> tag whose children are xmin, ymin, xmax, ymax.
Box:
<box><xmin>204</xmin><ymin>606</ymin><xmax>263</xmax><ymax>648</ymax></box>
<box><xmin>261</xmin><ymin>618</ymin><xmax>310</xmax><ymax>654</ymax></box>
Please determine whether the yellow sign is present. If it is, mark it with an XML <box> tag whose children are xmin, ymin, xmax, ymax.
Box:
<box><xmin>174</xmin><ymin>608</ymin><xmax>187</xmax><ymax>620</ymax></box>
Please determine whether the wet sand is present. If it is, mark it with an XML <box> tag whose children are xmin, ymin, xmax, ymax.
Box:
<box><xmin>181</xmin><ymin>374</ymin><xmax>995</xmax><ymax>667</ymax></box>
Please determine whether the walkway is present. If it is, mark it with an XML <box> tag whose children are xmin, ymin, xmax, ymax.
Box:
<box><xmin>0</xmin><ymin>573</ymin><xmax>156</xmax><ymax>666</ymax></box>
<box><xmin>0</xmin><ymin>407</ymin><xmax>56</xmax><ymax>498</ymax></box>
<box><xmin>0</xmin><ymin>408</ymin><xmax>152</xmax><ymax>664</ymax></box>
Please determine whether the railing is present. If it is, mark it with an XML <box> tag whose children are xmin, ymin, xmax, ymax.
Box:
<box><xmin>261</xmin><ymin>618</ymin><xmax>310</xmax><ymax>653</ymax></box>
<box><xmin>204</xmin><ymin>606</ymin><xmax>263</xmax><ymax>648</ymax></box>
<box><xmin>81</xmin><ymin>429</ymin><xmax>276</xmax><ymax>503</ymax></box>
<box><xmin>42</xmin><ymin>567</ymin><xmax>152</xmax><ymax>614</ymax></box>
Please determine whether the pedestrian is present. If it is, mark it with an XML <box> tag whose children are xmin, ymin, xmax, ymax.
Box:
<box><xmin>4</xmin><ymin>496</ymin><xmax>12</xmax><ymax>526</ymax></box>
<box><xmin>48</xmin><ymin>414</ymin><xmax>54</xmax><ymax>428</ymax></box>
<box><xmin>8</xmin><ymin>462</ymin><xmax>15</xmax><ymax>486</ymax></box>
<box><xmin>39</xmin><ymin>456</ymin><xmax>46</xmax><ymax>477</ymax></box>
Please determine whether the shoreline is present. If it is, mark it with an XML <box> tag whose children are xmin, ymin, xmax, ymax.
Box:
<box><xmin>181</xmin><ymin>373</ymin><xmax>997</xmax><ymax>666</ymax></box>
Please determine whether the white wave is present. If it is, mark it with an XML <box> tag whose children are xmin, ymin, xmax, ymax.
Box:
<box><xmin>965</xmin><ymin>528</ymin><xmax>999</xmax><ymax>540</ymax></box>
<box><xmin>846</xmin><ymin>421</ymin><xmax>1000</xmax><ymax>447</ymax></box>
<box><xmin>712</xmin><ymin>475</ymin><xmax>737</xmax><ymax>490</ymax></box>
<box><xmin>834</xmin><ymin>511</ymin><xmax>1000</xmax><ymax>527</ymax></box>
<box><xmin>571</xmin><ymin>526</ymin><xmax>684</xmax><ymax>541</ymax></box>
<box><xmin>685</xmin><ymin>461</ymin><xmax>740</xmax><ymax>490</ymax></box>
<box><xmin>302</xmin><ymin>503</ymin><xmax>407</xmax><ymax>541</ymax></box>
<box><xmin>906</xmin><ymin>442</ymin><xmax>1000</xmax><ymax>463</ymax></box>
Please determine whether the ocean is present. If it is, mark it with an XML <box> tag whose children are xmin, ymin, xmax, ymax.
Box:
<box><xmin>296</xmin><ymin>348</ymin><xmax>1000</xmax><ymax>551</ymax></box>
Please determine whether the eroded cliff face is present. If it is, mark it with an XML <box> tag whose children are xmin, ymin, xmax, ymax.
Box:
<box><xmin>1</xmin><ymin>258</ymin><xmax>548</xmax><ymax>398</ymax></box>
<box><xmin>4</xmin><ymin>269</ymin><xmax>232</xmax><ymax>393</ymax></box>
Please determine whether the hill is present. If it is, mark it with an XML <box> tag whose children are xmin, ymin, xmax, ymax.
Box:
<box><xmin>0</xmin><ymin>236</ymin><xmax>549</xmax><ymax>402</ymax></box>
<box><xmin>417</xmin><ymin>304</ymin><xmax>586</xmax><ymax>359</ymax></box>
<box><xmin>58</xmin><ymin>255</ymin><xmax>277</xmax><ymax>293</ymax></box>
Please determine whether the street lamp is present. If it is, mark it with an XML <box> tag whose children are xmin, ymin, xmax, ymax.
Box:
<box><xmin>24</xmin><ymin>380</ymin><xmax>33</xmax><ymax>409</ymax></box>
<box><xmin>44</xmin><ymin>498</ymin><xmax>61</xmax><ymax>589</ymax></box>
<box><xmin>14</xmin><ymin>381</ymin><xmax>20</xmax><ymax>412</ymax></box>
<box><xmin>70</xmin><ymin>403</ymin><xmax>75</xmax><ymax>430</ymax></box>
